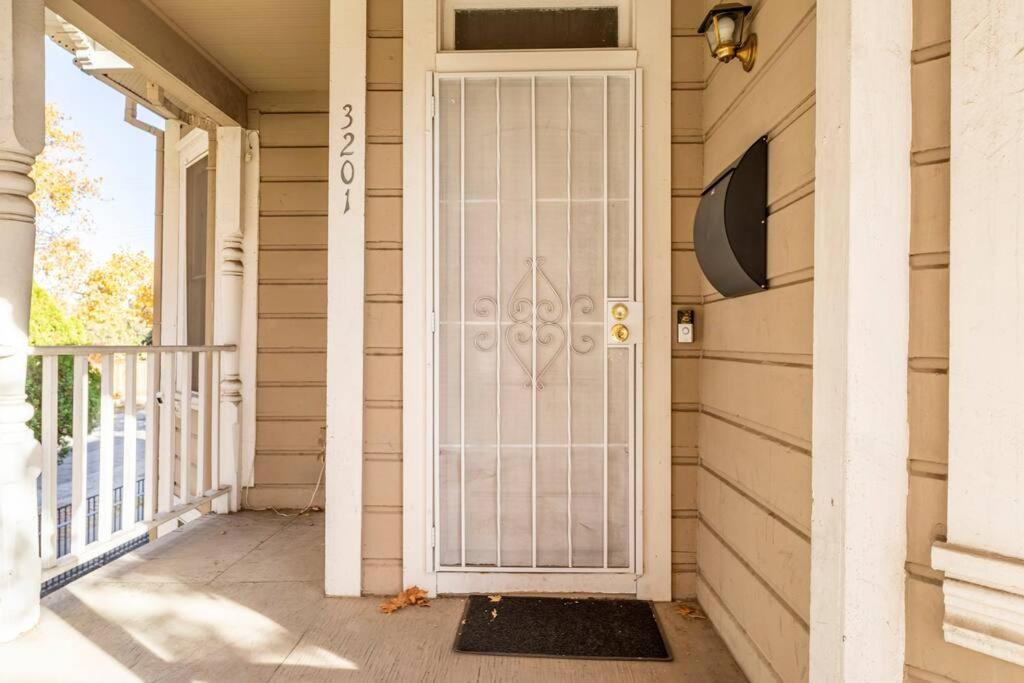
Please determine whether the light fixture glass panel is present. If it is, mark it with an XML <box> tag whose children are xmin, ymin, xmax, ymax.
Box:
<box><xmin>716</xmin><ymin>14</ymin><xmax>737</xmax><ymax>45</ymax></box>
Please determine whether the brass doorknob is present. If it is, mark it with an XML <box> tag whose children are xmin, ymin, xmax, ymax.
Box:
<box><xmin>611</xmin><ymin>323</ymin><xmax>630</xmax><ymax>343</ymax></box>
<box><xmin>611</xmin><ymin>303</ymin><xmax>629</xmax><ymax>321</ymax></box>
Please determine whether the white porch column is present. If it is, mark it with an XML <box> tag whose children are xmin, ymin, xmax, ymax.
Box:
<box><xmin>0</xmin><ymin>0</ymin><xmax>44</xmax><ymax>642</ymax></box>
<box><xmin>810</xmin><ymin>0</ymin><xmax>912</xmax><ymax>679</ymax></box>
<box><xmin>213</xmin><ymin>126</ymin><xmax>245</xmax><ymax>512</ymax></box>
<box><xmin>325</xmin><ymin>0</ymin><xmax>366</xmax><ymax>596</ymax></box>
<box><xmin>931</xmin><ymin>0</ymin><xmax>1024</xmax><ymax>667</ymax></box>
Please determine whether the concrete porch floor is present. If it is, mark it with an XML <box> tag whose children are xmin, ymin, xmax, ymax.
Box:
<box><xmin>1</xmin><ymin>512</ymin><xmax>746</xmax><ymax>682</ymax></box>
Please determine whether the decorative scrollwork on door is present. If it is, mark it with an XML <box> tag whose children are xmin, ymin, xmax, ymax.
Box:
<box><xmin>474</xmin><ymin>257</ymin><xmax>593</xmax><ymax>390</ymax></box>
<box><xmin>472</xmin><ymin>296</ymin><xmax>497</xmax><ymax>351</ymax></box>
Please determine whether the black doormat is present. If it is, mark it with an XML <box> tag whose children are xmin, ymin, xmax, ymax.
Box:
<box><xmin>454</xmin><ymin>595</ymin><xmax>672</xmax><ymax>661</ymax></box>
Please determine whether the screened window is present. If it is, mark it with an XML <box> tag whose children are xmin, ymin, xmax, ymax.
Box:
<box><xmin>454</xmin><ymin>7</ymin><xmax>619</xmax><ymax>50</ymax></box>
<box><xmin>184</xmin><ymin>157</ymin><xmax>208</xmax><ymax>391</ymax></box>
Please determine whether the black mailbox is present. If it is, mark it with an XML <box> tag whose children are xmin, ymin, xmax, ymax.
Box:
<box><xmin>693</xmin><ymin>136</ymin><xmax>768</xmax><ymax>298</ymax></box>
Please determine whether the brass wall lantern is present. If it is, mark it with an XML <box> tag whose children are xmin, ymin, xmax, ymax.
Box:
<box><xmin>698</xmin><ymin>3</ymin><xmax>757</xmax><ymax>72</ymax></box>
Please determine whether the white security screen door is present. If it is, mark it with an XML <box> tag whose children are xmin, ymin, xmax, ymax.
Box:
<box><xmin>433</xmin><ymin>72</ymin><xmax>641</xmax><ymax>574</ymax></box>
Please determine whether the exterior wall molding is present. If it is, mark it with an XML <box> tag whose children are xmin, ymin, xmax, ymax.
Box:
<box><xmin>0</xmin><ymin>0</ymin><xmax>45</xmax><ymax>642</ymax></box>
<box><xmin>936</xmin><ymin>0</ymin><xmax>1024</xmax><ymax>667</ymax></box>
<box><xmin>213</xmin><ymin>126</ymin><xmax>245</xmax><ymax>512</ymax></box>
<box><xmin>400</xmin><ymin>0</ymin><xmax>438</xmax><ymax>596</ymax></box>
<box><xmin>933</xmin><ymin>544</ymin><xmax>1024</xmax><ymax>666</ymax></box>
<box><xmin>809</xmin><ymin>0</ymin><xmax>912</xmax><ymax>679</ymax></box>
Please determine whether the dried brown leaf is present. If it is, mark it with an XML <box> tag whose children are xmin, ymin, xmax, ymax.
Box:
<box><xmin>675</xmin><ymin>603</ymin><xmax>707</xmax><ymax>620</ymax></box>
<box><xmin>379</xmin><ymin>586</ymin><xmax>431</xmax><ymax>614</ymax></box>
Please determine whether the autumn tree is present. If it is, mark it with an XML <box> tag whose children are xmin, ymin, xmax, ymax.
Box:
<box><xmin>77</xmin><ymin>250</ymin><xmax>154</xmax><ymax>345</ymax></box>
<box><xmin>34</xmin><ymin>235</ymin><xmax>93</xmax><ymax>314</ymax></box>
<box><xmin>29</xmin><ymin>104</ymin><xmax>101</xmax><ymax>247</ymax></box>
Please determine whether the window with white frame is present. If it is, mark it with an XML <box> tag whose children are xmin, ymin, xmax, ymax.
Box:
<box><xmin>184</xmin><ymin>158</ymin><xmax>207</xmax><ymax>391</ymax></box>
<box><xmin>177</xmin><ymin>129</ymin><xmax>210</xmax><ymax>393</ymax></box>
<box><xmin>441</xmin><ymin>1</ymin><xmax>632</xmax><ymax>51</ymax></box>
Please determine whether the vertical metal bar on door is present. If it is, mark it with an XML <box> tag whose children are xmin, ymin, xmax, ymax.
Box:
<box><xmin>602</xmin><ymin>75</ymin><xmax>610</xmax><ymax>569</ymax></box>
<box><xmin>530</xmin><ymin>75</ymin><xmax>538</xmax><ymax>568</ymax></box>
<box><xmin>431</xmin><ymin>75</ymin><xmax>442</xmax><ymax>571</ymax></box>
<box><xmin>565</xmin><ymin>75</ymin><xmax>574</xmax><ymax>567</ymax></box>
<box><xmin>459</xmin><ymin>77</ymin><xmax>467</xmax><ymax>568</ymax></box>
<box><xmin>629</xmin><ymin>72</ymin><xmax>640</xmax><ymax>570</ymax></box>
<box><xmin>495</xmin><ymin>77</ymin><xmax>503</xmax><ymax>568</ymax></box>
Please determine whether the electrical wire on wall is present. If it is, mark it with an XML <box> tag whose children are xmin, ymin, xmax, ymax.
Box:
<box><xmin>242</xmin><ymin>444</ymin><xmax>325</xmax><ymax>518</ymax></box>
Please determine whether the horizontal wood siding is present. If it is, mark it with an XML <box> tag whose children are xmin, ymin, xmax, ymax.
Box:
<box><xmin>248</xmin><ymin>1</ymin><xmax>405</xmax><ymax>597</ymax></box>
<box><xmin>670</xmin><ymin>0</ymin><xmax>704</xmax><ymax>602</ymax></box>
<box><xmin>363</xmin><ymin>0</ymin><xmax>403</xmax><ymax>596</ymax></box>
<box><xmin>250</xmin><ymin>96</ymin><xmax>328</xmax><ymax>510</ymax></box>
<box><xmin>691</xmin><ymin>0</ymin><xmax>815</xmax><ymax>681</ymax></box>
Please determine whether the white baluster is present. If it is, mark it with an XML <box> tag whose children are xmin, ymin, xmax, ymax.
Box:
<box><xmin>70</xmin><ymin>356</ymin><xmax>90</xmax><ymax>553</ymax></box>
<box><xmin>210</xmin><ymin>351</ymin><xmax>221</xmax><ymax>497</ymax></box>
<box><xmin>39</xmin><ymin>356</ymin><xmax>58</xmax><ymax>567</ymax></box>
<box><xmin>158</xmin><ymin>351</ymin><xmax>176</xmax><ymax>512</ymax></box>
<box><xmin>122</xmin><ymin>354</ymin><xmax>138</xmax><ymax>530</ymax></box>
<box><xmin>144</xmin><ymin>352</ymin><xmax>158</xmax><ymax>520</ymax></box>
<box><xmin>97</xmin><ymin>355</ymin><xmax>114</xmax><ymax>541</ymax></box>
<box><xmin>196</xmin><ymin>351</ymin><xmax>207</xmax><ymax>496</ymax></box>
<box><xmin>179</xmin><ymin>351</ymin><xmax>192</xmax><ymax>503</ymax></box>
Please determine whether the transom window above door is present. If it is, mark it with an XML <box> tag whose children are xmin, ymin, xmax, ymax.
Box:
<box><xmin>441</xmin><ymin>1</ymin><xmax>633</xmax><ymax>51</ymax></box>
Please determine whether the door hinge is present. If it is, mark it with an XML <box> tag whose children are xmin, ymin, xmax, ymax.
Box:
<box><xmin>430</xmin><ymin>526</ymin><xmax>436</xmax><ymax>548</ymax></box>
<box><xmin>430</xmin><ymin>95</ymin><xmax>436</xmax><ymax>119</ymax></box>
<box><xmin>431</xmin><ymin>311</ymin><xmax>437</xmax><ymax>333</ymax></box>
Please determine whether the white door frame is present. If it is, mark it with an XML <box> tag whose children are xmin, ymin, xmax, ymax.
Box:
<box><xmin>402</xmin><ymin>0</ymin><xmax>672</xmax><ymax>598</ymax></box>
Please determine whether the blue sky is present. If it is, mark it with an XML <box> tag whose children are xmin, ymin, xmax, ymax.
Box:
<box><xmin>44</xmin><ymin>38</ymin><xmax>164</xmax><ymax>260</ymax></box>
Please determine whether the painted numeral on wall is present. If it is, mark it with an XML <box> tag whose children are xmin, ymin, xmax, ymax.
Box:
<box><xmin>339</xmin><ymin>104</ymin><xmax>356</xmax><ymax>215</ymax></box>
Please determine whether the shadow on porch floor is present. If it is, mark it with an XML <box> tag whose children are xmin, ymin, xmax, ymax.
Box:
<box><xmin>2</xmin><ymin>511</ymin><xmax>746</xmax><ymax>682</ymax></box>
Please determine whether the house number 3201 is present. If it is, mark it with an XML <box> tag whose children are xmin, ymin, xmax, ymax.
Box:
<box><xmin>339</xmin><ymin>103</ymin><xmax>356</xmax><ymax>214</ymax></box>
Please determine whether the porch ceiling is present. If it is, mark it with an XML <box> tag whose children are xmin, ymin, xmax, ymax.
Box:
<box><xmin>142</xmin><ymin>0</ymin><xmax>329</xmax><ymax>93</ymax></box>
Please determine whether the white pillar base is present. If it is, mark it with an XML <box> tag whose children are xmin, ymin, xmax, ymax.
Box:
<box><xmin>0</xmin><ymin>0</ymin><xmax>45</xmax><ymax>643</ymax></box>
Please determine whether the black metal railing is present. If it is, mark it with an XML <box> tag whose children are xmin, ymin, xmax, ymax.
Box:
<box><xmin>41</xmin><ymin>478</ymin><xmax>145</xmax><ymax>558</ymax></box>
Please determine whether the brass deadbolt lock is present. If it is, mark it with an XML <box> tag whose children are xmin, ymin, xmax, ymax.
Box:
<box><xmin>610</xmin><ymin>323</ymin><xmax>630</xmax><ymax>343</ymax></box>
<box><xmin>611</xmin><ymin>303</ymin><xmax>629</xmax><ymax>321</ymax></box>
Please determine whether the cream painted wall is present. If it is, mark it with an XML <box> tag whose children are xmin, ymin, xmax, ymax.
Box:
<box><xmin>361</xmin><ymin>0</ymin><xmax>404</xmax><ymax>596</ymax></box>
<box><xmin>905</xmin><ymin>1</ymin><xmax>1023</xmax><ymax>680</ymax></box>
<box><xmin>247</xmin><ymin>0</ymin><xmax>403</xmax><ymax>597</ymax></box>
<box><xmin>248</xmin><ymin>99</ymin><xmax>329</xmax><ymax>511</ymax></box>
<box><xmin>669</xmin><ymin>0</ymin><xmax>703</xmax><ymax>602</ymax></box>
<box><xmin>687</xmin><ymin>1</ymin><xmax>815</xmax><ymax>681</ymax></box>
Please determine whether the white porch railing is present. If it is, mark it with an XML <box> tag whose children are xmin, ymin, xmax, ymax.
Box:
<box><xmin>30</xmin><ymin>345</ymin><xmax>236</xmax><ymax>582</ymax></box>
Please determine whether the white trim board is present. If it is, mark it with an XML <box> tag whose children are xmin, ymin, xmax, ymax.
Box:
<box><xmin>439</xmin><ymin>0</ymin><xmax>633</xmax><ymax>51</ymax></box>
<box><xmin>174</xmin><ymin>126</ymin><xmax>210</xmax><ymax>349</ymax></box>
<box><xmin>809</xmin><ymin>0</ymin><xmax>912</xmax><ymax>679</ymax></box>
<box><xmin>324</xmin><ymin>0</ymin><xmax>367</xmax><ymax>597</ymax></box>
<box><xmin>933</xmin><ymin>0</ymin><xmax>1024</xmax><ymax>666</ymax></box>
